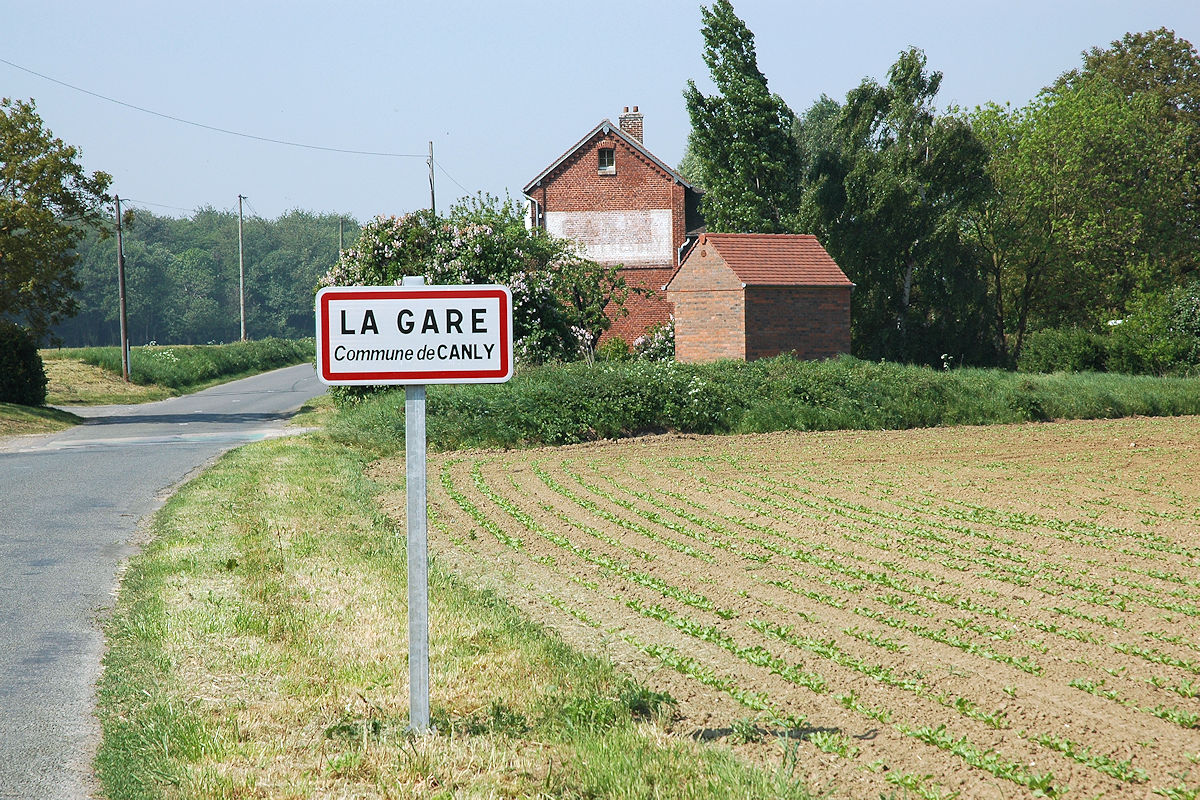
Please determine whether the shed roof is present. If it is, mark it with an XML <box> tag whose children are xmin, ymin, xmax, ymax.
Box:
<box><xmin>695</xmin><ymin>233</ymin><xmax>853</xmax><ymax>287</ymax></box>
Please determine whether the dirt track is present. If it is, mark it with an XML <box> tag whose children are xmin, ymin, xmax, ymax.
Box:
<box><xmin>374</xmin><ymin>416</ymin><xmax>1200</xmax><ymax>798</ymax></box>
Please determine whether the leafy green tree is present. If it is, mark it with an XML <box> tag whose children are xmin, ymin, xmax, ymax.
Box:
<box><xmin>1056</xmin><ymin>28</ymin><xmax>1200</xmax><ymax>126</ymax></box>
<box><xmin>56</xmin><ymin>206</ymin><xmax>353</xmax><ymax>345</ymax></box>
<box><xmin>675</xmin><ymin>144</ymin><xmax>705</xmax><ymax>192</ymax></box>
<box><xmin>683</xmin><ymin>0</ymin><xmax>802</xmax><ymax>232</ymax></box>
<box><xmin>1055</xmin><ymin>28</ymin><xmax>1200</xmax><ymax>295</ymax></box>
<box><xmin>246</xmin><ymin>210</ymin><xmax>351</xmax><ymax>339</ymax></box>
<box><xmin>0</xmin><ymin>98</ymin><xmax>111</xmax><ymax>342</ymax></box>
<box><xmin>811</xmin><ymin>49</ymin><xmax>992</xmax><ymax>364</ymax></box>
<box><xmin>553</xmin><ymin>257</ymin><xmax>637</xmax><ymax>362</ymax></box>
<box><xmin>965</xmin><ymin>101</ymin><xmax>1051</xmax><ymax>364</ymax></box>
<box><xmin>165</xmin><ymin>248</ymin><xmax>226</xmax><ymax>343</ymax></box>
<box><xmin>968</xmin><ymin>32</ymin><xmax>1200</xmax><ymax>363</ymax></box>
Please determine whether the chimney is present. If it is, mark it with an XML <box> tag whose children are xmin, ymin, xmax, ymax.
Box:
<box><xmin>619</xmin><ymin>105</ymin><xmax>643</xmax><ymax>144</ymax></box>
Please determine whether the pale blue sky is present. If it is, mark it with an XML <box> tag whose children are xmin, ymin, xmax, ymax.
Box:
<box><xmin>4</xmin><ymin>1</ymin><xmax>1197</xmax><ymax>221</ymax></box>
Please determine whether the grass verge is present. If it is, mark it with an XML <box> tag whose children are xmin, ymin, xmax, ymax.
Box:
<box><xmin>96</xmin><ymin>429</ymin><xmax>817</xmax><ymax>799</ymax></box>
<box><xmin>43</xmin><ymin>338</ymin><xmax>314</xmax><ymax>402</ymax></box>
<box><xmin>41</xmin><ymin>357</ymin><xmax>173</xmax><ymax>405</ymax></box>
<box><xmin>328</xmin><ymin>354</ymin><xmax>1200</xmax><ymax>455</ymax></box>
<box><xmin>0</xmin><ymin>402</ymin><xmax>79</xmax><ymax>437</ymax></box>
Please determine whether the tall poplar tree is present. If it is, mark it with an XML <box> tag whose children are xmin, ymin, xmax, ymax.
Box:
<box><xmin>683</xmin><ymin>0</ymin><xmax>801</xmax><ymax>232</ymax></box>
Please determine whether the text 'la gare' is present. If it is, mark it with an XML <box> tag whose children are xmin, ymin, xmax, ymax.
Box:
<box><xmin>340</xmin><ymin>307</ymin><xmax>489</xmax><ymax>336</ymax></box>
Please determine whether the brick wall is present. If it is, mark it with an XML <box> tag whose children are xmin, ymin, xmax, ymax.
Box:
<box><xmin>745</xmin><ymin>286</ymin><xmax>851</xmax><ymax>360</ymax></box>
<box><xmin>533</xmin><ymin>127</ymin><xmax>690</xmax><ymax>342</ymax></box>
<box><xmin>605</xmin><ymin>266</ymin><xmax>678</xmax><ymax>345</ymax></box>
<box><xmin>667</xmin><ymin>247</ymin><xmax>746</xmax><ymax>361</ymax></box>
<box><xmin>538</xmin><ymin>133</ymin><xmax>679</xmax><ymax>221</ymax></box>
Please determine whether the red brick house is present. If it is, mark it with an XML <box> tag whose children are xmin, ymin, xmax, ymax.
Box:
<box><xmin>666</xmin><ymin>233</ymin><xmax>853</xmax><ymax>362</ymax></box>
<box><xmin>522</xmin><ymin>107</ymin><xmax>704</xmax><ymax>343</ymax></box>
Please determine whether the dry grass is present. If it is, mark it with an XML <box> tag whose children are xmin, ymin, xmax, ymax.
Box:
<box><xmin>97</xmin><ymin>432</ymin><xmax>805</xmax><ymax>799</ymax></box>
<box><xmin>0</xmin><ymin>402</ymin><xmax>79</xmax><ymax>437</ymax></box>
<box><xmin>41</xmin><ymin>355</ymin><xmax>171</xmax><ymax>405</ymax></box>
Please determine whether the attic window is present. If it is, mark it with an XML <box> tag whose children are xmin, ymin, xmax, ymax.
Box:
<box><xmin>598</xmin><ymin>147</ymin><xmax>615</xmax><ymax>175</ymax></box>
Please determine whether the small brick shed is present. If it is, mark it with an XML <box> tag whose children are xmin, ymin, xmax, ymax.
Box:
<box><xmin>666</xmin><ymin>233</ymin><xmax>853</xmax><ymax>362</ymax></box>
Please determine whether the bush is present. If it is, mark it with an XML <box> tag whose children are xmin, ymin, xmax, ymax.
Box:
<box><xmin>633</xmin><ymin>319</ymin><xmax>675</xmax><ymax>361</ymax></box>
<box><xmin>1016</xmin><ymin>327</ymin><xmax>1107</xmax><ymax>373</ymax></box>
<box><xmin>327</xmin><ymin>354</ymin><xmax>1200</xmax><ymax>455</ymax></box>
<box><xmin>1107</xmin><ymin>283</ymin><xmax>1200</xmax><ymax>376</ymax></box>
<box><xmin>1018</xmin><ymin>285</ymin><xmax>1200</xmax><ymax>377</ymax></box>
<box><xmin>595</xmin><ymin>337</ymin><xmax>631</xmax><ymax>362</ymax></box>
<box><xmin>61</xmin><ymin>338</ymin><xmax>314</xmax><ymax>391</ymax></box>
<box><xmin>0</xmin><ymin>320</ymin><xmax>48</xmax><ymax>406</ymax></box>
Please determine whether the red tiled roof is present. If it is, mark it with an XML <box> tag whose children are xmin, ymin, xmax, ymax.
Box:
<box><xmin>697</xmin><ymin>233</ymin><xmax>853</xmax><ymax>287</ymax></box>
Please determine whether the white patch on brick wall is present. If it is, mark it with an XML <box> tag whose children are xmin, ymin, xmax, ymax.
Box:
<box><xmin>544</xmin><ymin>209</ymin><xmax>673</xmax><ymax>266</ymax></box>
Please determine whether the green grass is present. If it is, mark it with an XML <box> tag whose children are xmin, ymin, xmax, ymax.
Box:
<box><xmin>96</xmin><ymin>427</ymin><xmax>818</xmax><ymax>799</ymax></box>
<box><xmin>328</xmin><ymin>354</ymin><xmax>1200</xmax><ymax>454</ymax></box>
<box><xmin>43</xmin><ymin>338</ymin><xmax>314</xmax><ymax>395</ymax></box>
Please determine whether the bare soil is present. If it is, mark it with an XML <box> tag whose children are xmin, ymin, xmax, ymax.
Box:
<box><xmin>372</xmin><ymin>416</ymin><xmax>1200</xmax><ymax>798</ymax></box>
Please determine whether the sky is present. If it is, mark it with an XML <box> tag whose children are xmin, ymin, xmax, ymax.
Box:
<box><xmin>4</xmin><ymin>1</ymin><xmax>1198</xmax><ymax>223</ymax></box>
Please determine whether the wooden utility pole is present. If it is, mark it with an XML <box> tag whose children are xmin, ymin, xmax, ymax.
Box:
<box><xmin>238</xmin><ymin>194</ymin><xmax>246</xmax><ymax>341</ymax></box>
<box><xmin>427</xmin><ymin>141</ymin><xmax>435</xmax><ymax>215</ymax></box>
<box><xmin>114</xmin><ymin>195</ymin><xmax>130</xmax><ymax>382</ymax></box>
<box><xmin>339</xmin><ymin>217</ymin><xmax>344</xmax><ymax>254</ymax></box>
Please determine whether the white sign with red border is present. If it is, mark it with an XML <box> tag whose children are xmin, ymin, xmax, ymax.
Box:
<box><xmin>316</xmin><ymin>285</ymin><xmax>513</xmax><ymax>385</ymax></box>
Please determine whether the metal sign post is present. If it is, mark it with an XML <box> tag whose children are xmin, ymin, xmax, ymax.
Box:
<box><xmin>401</xmin><ymin>278</ymin><xmax>430</xmax><ymax>733</ymax></box>
<box><xmin>316</xmin><ymin>278</ymin><xmax>513</xmax><ymax>734</ymax></box>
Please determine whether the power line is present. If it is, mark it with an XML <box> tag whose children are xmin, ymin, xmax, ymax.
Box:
<box><xmin>0</xmin><ymin>57</ymin><xmax>428</xmax><ymax>159</ymax></box>
<box><xmin>122</xmin><ymin>198</ymin><xmax>200</xmax><ymax>214</ymax></box>
<box><xmin>435</xmin><ymin>161</ymin><xmax>473</xmax><ymax>195</ymax></box>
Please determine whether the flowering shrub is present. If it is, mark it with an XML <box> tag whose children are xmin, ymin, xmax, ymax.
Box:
<box><xmin>634</xmin><ymin>318</ymin><xmax>675</xmax><ymax>361</ymax></box>
<box><xmin>321</xmin><ymin>195</ymin><xmax>631</xmax><ymax>366</ymax></box>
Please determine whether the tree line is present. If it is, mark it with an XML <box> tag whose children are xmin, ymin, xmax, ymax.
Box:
<box><xmin>5</xmin><ymin>8</ymin><xmax>1198</xmax><ymax>373</ymax></box>
<box><xmin>682</xmin><ymin>1</ymin><xmax>1200</xmax><ymax>371</ymax></box>
<box><xmin>53</xmin><ymin>207</ymin><xmax>358</xmax><ymax>347</ymax></box>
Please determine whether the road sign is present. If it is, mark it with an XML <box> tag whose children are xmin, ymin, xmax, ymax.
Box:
<box><xmin>316</xmin><ymin>279</ymin><xmax>515</xmax><ymax>734</ymax></box>
<box><xmin>315</xmin><ymin>284</ymin><xmax>513</xmax><ymax>385</ymax></box>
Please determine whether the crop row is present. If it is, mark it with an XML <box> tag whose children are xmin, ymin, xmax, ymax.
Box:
<box><xmin>425</xmin><ymin>442</ymin><xmax>1200</xmax><ymax>798</ymax></box>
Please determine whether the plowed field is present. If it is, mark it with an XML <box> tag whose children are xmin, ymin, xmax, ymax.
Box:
<box><xmin>373</xmin><ymin>416</ymin><xmax>1200</xmax><ymax>798</ymax></box>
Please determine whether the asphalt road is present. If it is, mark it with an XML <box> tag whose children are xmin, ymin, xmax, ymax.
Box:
<box><xmin>0</xmin><ymin>363</ymin><xmax>326</xmax><ymax>800</ymax></box>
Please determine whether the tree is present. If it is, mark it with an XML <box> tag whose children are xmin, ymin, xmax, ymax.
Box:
<box><xmin>810</xmin><ymin>49</ymin><xmax>992</xmax><ymax>364</ymax></box>
<box><xmin>165</xmin><ymin>248</ymin><xmax>226</xmax><ymax>343</ymax></box>
<box><xmin>1055</xmin><ymin>28</ymin><xmax>1200</xmax><ymax>127</ymax></box>
<box><xmin>967</xmin><ymin>32</ymin><xmax>1200</xmax><ymax>363</ymax></box>
<box><xmin>553</xmin><ymin>256</ymin><xmax>637</xmax><ymax>362</ymax></box>
<box><xmin>0</xmin><ymin>98</ymin><xmax>112</xmax><ymax>342</ymax></box>
<box><xmin>683</xmin><ymin>0</ymin><xmax>802</xmax><ymax>232</ymax></box>
<box><xmin>965</xmin><ymin>101</ymin><xmax>1052</xmax><ymax>364</ymax></box>
<box><xmin>52</xmin><ymin>205</ymin><xmax>355</xmax><ymax>345</ymax></box>
<box><xmin>1055</xmin><ymin>28</ymin><xmax>1200</xmax><ymax>293</ymax></box>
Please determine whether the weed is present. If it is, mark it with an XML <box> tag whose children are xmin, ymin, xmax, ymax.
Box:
<box><xmin>885</xmin><ymin>772</ymin><xmax>961</xmax><ymax>800</ymax></box>
<box><xmin>808</xmin><ymin>730</ymin><xmax>859</xmax><ymax>758</ymax></box>
<box><xmin>730</xmin><ymin>717</ymin><xmax>764</xmax><ymax>744</ymax></box>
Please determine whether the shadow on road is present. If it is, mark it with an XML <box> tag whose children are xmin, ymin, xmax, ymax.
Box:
<box><xmin>78</xmin><ymin>410</ymin><xmax>296</xmax><ymax>427</ymax></box>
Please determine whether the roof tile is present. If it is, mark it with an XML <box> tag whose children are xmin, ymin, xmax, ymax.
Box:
<box><xmin>696</xmin><ymin>233</ymin><xmax>853</xmax><ymax>287</ymax></box>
